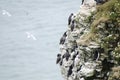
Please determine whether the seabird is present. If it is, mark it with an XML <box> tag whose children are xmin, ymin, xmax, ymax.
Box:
<box><xmin>59</xmin><ymin>32</ymin><xmax>67</xmax><ymax>45</ymax></box>
<box><xmin>63</xmin><ymin>31</ymin><xmax>67</xmax><ymax>37</ymax></box>
<box><xmin>59</xmin><ymin>59</ymin><xmax>63</xmax><ymax>66</ymax></box>
<box><xmin>59</xmin><ymin>36</ymin><xmax>66</xmax><ymax>44</ymax></box>
<box><xmin>63</xmin><ymin>50</ymin><xmax>70</xmax><ymax>61</ymax></box>
<box><xmin>82</xmin><ymin>0</ymin><xmax>84</xmax><ymax>5</ymax></box>
<box><xmin>72</xmin><ymin>40</ymin><xmax>78</xmax><ymax>50</ymax></box>
<box><xmin>71</xmin><ymin>20</ymin><xmax>75</xmax><ymax>31</ymax></box>
<box><xmin>77</xmin><ymin>65</ymin><xmax>82</xmax><ymax>72</ymax></box>
<box><xmin>71</xmin><ymin>49</ymin><xmax>75</xmax><ymax>53</ymax></box>
<box><xmin>26</xmin><ymin>32</ymin><xmax>37</xmax><ymax>40</ymax></box>
<box><xmin>68</xmin><ymin>13</ymin><xmax>74</xmax><ymax>25</ymax></box>
<box><xmin>67</xmin><ymin>64</ymin><xmax>73</xmax><ymax>77</ymax></box>
<box><xmin>2</xmin><ymin>10</ymin><xmax>12</xmax><ymax>17</ymax></box>
<box><xmin>71</xmin><ymin>51</ymin><xmax>76</xmax><ymax>60</ymax></box>
<box><xmin>95</xmin><ymin>0</ymin><xmax>107</xmax><ymax>4</ymax></box>
<box><xmin>74</xmin><ymin>54</ymin><xmax>81</xmax><ymax>67</ymax></box>
<box><xmin>72</xmin><ymin>51</ymin><xmax>79</xmax><ymax>60</ymax></box>
<box><xmin>56</xmin><ymin>54</ymin><xmax>61</xmax><ymax>64</ymax></box>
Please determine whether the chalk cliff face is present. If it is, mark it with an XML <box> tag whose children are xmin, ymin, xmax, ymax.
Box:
<box><xmin>57</xmin><ymin>0</ymin><xmax>120</xmax><ymax>80</ymax></box>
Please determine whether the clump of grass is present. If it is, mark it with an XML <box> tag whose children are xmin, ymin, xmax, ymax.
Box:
<box><xmin>82</xmin><ymin>0</ymin><xmax>120</xmax><ymax>44</ymax></box>
<box><xmin>77</xmin><ymin>0</ymin><xmax>120</xmax><ymax>48</ymax></box>
<box><xmin>84</xmin><ymin>12</ymin><xmax>95</xmax><ymax>23</ymax></box>
<box><xmin>108</xmin><ymin>66</ymin><xmax>120</xmax><ymax>80</ymax></box>
<box><xmin>77</xmin><ymin>32</ymin><xmax>95</xmax><ymax>46</ymax></box>
<box><xmin>112</xmin><ymin>45</ymin><xmax>120</xmax><ymax>64</ymax></box>
<box><xmin>91</xmin><ymin>0</ymin><xmax>119</xmax><ymax>32</ymax></box>
<box><xmin>97</xmin><ymin>0</ymin><xmax>120</xmax><ymax>16</ymax></box>
<box><xmin>91</xmin><ymin>17</ymin><xmax>109</xmax><ymax>32</ymax></box>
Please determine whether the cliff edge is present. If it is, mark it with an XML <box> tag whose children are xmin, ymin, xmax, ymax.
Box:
<box><xmin>57</xmin><ymin>0</ymin><xmax>120</xmax><ymax>80</ymax></box>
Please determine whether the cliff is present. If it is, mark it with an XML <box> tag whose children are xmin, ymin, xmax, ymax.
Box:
<box><xmin>57</xmin><ymin>0</ymin><xmax>120</xmax><ymax>80</ymax></box>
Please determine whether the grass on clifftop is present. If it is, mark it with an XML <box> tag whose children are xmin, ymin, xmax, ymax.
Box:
<box><xmin>83</xmin><ymin>0</ymin><xmax>120</xmax><ymax>42</ymax></box>
<box><xmin>80</xmin><ymin>0</ymin><xmax>120</xmax><ymax>47</ymax></box>
<box><xmin>91</xmin><ymin>0</ymin><xmax>120</xmax><ymax>32</ymax></box>
<box><xmin>81</xmin><ymin>0</ymin><xmax>120</xmax><ymax>47</ymax></box>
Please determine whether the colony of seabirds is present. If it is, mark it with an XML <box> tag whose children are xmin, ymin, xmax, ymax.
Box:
<box><xmin>56</xmin><ymin>0</ymin><xmax>112</xmax><ymax>80</ymax></box>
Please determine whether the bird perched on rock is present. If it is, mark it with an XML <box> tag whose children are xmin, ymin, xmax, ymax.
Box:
<box><xmin>63</xmin><ymin>31</ymin><xmax>67</xmax><ymax>37</ymax></box>
<box><xmin>77</xmin><ymin>65</ymin><xmax>82</xmax><ymax>72</ymax></box>
<box><xmin>81</xmin><ymin>0</ymin><xmax>84</xmax><ymax>5</ymax></box>
<box><xmin>71</xmin><ymin>51</ymin><xmax>79</xmax><ymax>60</ymax></box>
<box><xmin>94</xmin><ymin>0</ymin><xmax>108</xmax><ymax>4</ymax></box>
<box><xmin>59</xmin><ymin>59</ymin><xmax>63</xmax><ymax>66</ymax></box>
<box><xmin>74</xmin><ymin>53</ymin><xmax>81</xmax><ymax>67</ymax></box>
<box><xmin>63</xmin><ymin>50</ymin><xmax>70</xmax><ymax>61</ymax></box>
<box><xmin>68</xmin><ymin>13</ymin><xmax>74</xmax><ymax>25</ymax></box>
<box><xmin>72</xmin><ymin>40</ymin><xmax>78</xmax><ymax>50</ymax></box>
<box><xmin>71</xmin><ymin>20</ymin><xmax>75</xmax><ymax>31</ymax></box>
<box><xmin>67</xmin><ymin>64</ymin><xmax>73</xmax><ymax>77</ymax></box>
<box><xmin>56</xmin><ymin>54</ymin><xmax>61</xmax><ymax>64</ymax></box>
<box><xmin>71</xmin><ymin>51</ymin><xmax>76</xmax><ymax>60</ymax></box>
<box><xmin>59</xmin><ymin>33</ymin><xmax>67</xmax><ymax>44</ymax></box>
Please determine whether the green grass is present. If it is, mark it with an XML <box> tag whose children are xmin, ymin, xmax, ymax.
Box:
<box><xmin>83</xmin><ymin>0</ymin><xmax>120</xmax><ymax>42</ymax></box>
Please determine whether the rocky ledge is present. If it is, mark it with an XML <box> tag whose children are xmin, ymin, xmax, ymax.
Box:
<box><xmin>56</xmin><ymin>0</ymin><xmax>120</xmax><ymax>80</ymax></box>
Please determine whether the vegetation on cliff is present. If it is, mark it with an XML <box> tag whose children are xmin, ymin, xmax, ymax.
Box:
<box><xmin>86</xmin><ymin>0</ymin><xmax>120</xmax><ymax>79</ymax></box>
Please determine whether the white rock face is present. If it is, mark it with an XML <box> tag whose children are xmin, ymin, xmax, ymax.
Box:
<box><xmin>83</xmin><ymin>0</ymin><xmax>96</xmax><ymax>7</ymax></box>
<box><xmin>80</xmin><ymin>62</ymin><xmax>96</xmax><ymax>77</ymax></box>
<box><xmin>80</xmin><ymin>77</ymin><xmax>85</xmax><ymax>80</ymax></box>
